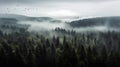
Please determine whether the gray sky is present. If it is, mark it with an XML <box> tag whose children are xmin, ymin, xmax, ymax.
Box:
<box><xmin>0</xmin><ymin>0</ymin><xmax>120</xmax><ymax>18</ymax></box>
<box><xmin>0</xmin><ymin>0</ymin><xmax>114</xmax><ymax>3</ymax></box>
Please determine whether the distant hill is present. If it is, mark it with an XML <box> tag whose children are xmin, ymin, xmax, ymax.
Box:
<box><xmin>0</xmin><ymin>18</ymin><xmax>17</xmax><ymax>24</ymax></box>
<box><xmin>69</xmin><ymin>16</ymin><xmax>120</xmax><ymax>28</ymax></box>
<box><xmin>0</xmin><ymin>14</ymin><xmax>28</xmax><ymax>20</ymax></box>
<box><xmin>0</xmin><ymin>14</ymin><xmax>61</xmax><ymax>22</ymax></box>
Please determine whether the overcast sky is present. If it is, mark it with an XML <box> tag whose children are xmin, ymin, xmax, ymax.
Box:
<box><xmin>0</xmin><ymin>0</ymin><xmax>120</xmax><ymax>18</ymax></box>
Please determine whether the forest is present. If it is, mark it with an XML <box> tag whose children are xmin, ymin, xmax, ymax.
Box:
<box><xmin>0</xmin><ymin>23</ymin><xmax>120</xmax><ymax>67</ymax></box>
<box><xmin>0</xmin><ymin>0</ymin><xmax>120</xmax><ymax>66</ymax></box>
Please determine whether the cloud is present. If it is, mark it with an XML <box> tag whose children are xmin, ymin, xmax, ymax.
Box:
<box><xmin>0</xmin><ymin>0</ymin><xmax>120</xmax><ymax>18</ymax></box>
<box><xmin>46</xmin><ymin>10</ymin><xmax>78</xmax><ymax>17</ymax></box>
<box><xmin>0</xmin><ymin>0</ymin><xmax>117</xmax><ymax>4</ymax></box>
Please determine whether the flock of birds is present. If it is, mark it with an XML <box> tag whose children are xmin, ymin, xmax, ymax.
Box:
<box><xmin>1</xmin><ymin>4</ymin><xmax>40</xmax><ymax>14</ymax></box>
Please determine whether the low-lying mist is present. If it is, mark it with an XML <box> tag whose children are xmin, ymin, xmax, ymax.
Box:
<box><xmin>18</xmin><ymin>20</ymin><xmax>120</xmax><ymax>33</ymax></box>
<box><xmin>73</xmin><ymin>26</ymin><xmax>119</xmax><ymax>32</ymax></box>
<box><xmin>18</xmin><ymin>21</ymin><xmax>70</xmax><ymax>31</ymax></box>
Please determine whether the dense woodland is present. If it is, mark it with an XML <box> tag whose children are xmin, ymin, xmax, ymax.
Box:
<box><xmin>0</xmin><ymin>17</ymin><xmax>120</xmax><ymax>67</ymax></box>
<box><xmin>0</xmin><ymin>24</ymin><xmax>120</xmax><ymax>67</ymax></box>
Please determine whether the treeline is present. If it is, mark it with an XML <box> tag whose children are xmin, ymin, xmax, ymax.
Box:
<box><xmin>55</xmin><ymin>27</ymin><xmax>76</xmax><ymax>35</ymax></box>
<box><xmin>0</xmin><ymin>30</ymin><xmax>120</xmax><ymax>67</ymax></box>
<box><xmin>0</xmin><ymin>23</ymin><xmax>29</xmax><ymax>34</ymax></box>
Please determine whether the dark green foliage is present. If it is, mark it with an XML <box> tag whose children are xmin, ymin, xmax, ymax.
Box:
<box><xmin>0</xmin><ymin>30</ymin><xmax>120</xmax><ymax>67</ymax></box>
<box><xmin>70</xmin><ymin>17</ymin><xmax>120</xmax><ymax>28</ymax></box>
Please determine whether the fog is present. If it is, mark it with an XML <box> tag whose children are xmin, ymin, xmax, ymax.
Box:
<box><xmin>18</xmin><ymin>21</ymin><xmax>71</xmax><ymax>31</ymax></box>
<box><xmin>73</xmin><ymin>26</ymin><xmax>118</xmax><ymax>32</ymax></box>
<box><xmin>18</xmin><ymin>20</ymin><xmax>119</xmax><ymax>33</ymax></box>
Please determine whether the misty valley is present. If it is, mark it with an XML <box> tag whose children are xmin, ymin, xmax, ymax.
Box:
<box><xmin>0</xmin><ymin>14</ymin><xmax>120</xmax><ymax>67</ymax></box>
